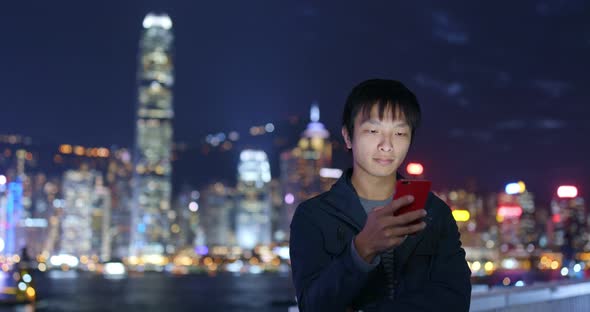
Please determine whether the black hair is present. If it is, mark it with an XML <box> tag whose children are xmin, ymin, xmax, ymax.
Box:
<box><xmin>341</xmin><ymin>79</ymin><xmax>421</xmax><ymax>144</ymax></box>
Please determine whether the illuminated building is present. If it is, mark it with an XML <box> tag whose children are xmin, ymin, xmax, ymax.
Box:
<box><xmin>551</xmin><ymin>185</ymin><xmax>586</xmax><ymax>263</ymax></box>
<box><xmin>107</xmin><ymin>149</ymin><xmax>134</xmax><ymax>259</ymax></box>
<box><xmin>91</xmin><ymin>175</ymin><xmax>112</xmax><ymax>261</ymax></box>
<box><xmin>200</xmin><ymin>183</ymin><xmax>234</xmax><ymax>247</ymax></box>
<box><xmin>60</xmin><ymin>168</ymin><xmax>100</xmax><ymax>258</ymax></box>
<box><xmin>279</xmin><ymin>103</ymin><xmax>335</xmax><ymax>241</ymax></box>
<box><xmin>236</xmin><ymin>150</ymin><xmax>272</xmax><ymax>249</ymax></box>
<box><xmin>437</xmin><ymin>189</ymin><xmax>484</xmax><ymax>247</ymax></box>
<box><xmin>169</xmin><ymin>187</ymin><xmax>201</xmax><ymax>250</ymax></box>
<box><xmin>1</xmin><ymin>177</ymin><xmax>24</xmax><ymax>256</ymax></box>
<box><xmin>130</xmin><ymin>13</ymin><xmax>175</xmax><ymax>261</ymax></box>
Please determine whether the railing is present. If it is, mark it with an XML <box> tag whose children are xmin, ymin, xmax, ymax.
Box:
<box><xmin>471</xmin><ymin>280</ymin><xmax>590</xmax><ymax>312</ymax></box>
<box><xmin>288</xmin><ymin>280</ymin><xmax>590</xmax><ymax>312</ymax></box>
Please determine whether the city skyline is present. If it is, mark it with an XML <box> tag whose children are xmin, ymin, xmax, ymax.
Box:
<box><xmin>1</xmin><ymin>1</ymin><xmax>588</xmax><ymax>204</ymax></box>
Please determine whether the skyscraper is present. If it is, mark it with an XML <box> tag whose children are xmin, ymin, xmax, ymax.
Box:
<box><xmin>130</xmin><ymin>13</ymin><xmax>175</xmax><ymax>263</ymax></box>
<box><xmin>60</xmin><ymin>168</ymin><xmax>99</xmax><ymax>259</ymax></box>
<box><xmin>200</xmin><ymin>182</ymin><xmax>234</xmax><ymax>247</ymax></box>
<box><xmin>279</xmin><ymin>103</ymin><xmax>334</xmax><ymax>241</ymax></box>
<box><xmin>236</xmin><ymin>150</ymin><xmax>272</xmax><ymax>249</ymax></box>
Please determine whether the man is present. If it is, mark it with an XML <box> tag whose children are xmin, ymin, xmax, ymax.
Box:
<box><xmin>289</xmin><ymin>79</ymin><xmax>471</xmax><ymax>311</ymax></box>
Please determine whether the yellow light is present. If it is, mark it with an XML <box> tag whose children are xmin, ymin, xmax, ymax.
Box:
<box><xmin>471</xmin><ymin>261</ymin><xmax>481</xmax><ymax>271</ymax></box>
<box><xmin>174</xmin><ymin>256</ymin><xmax>193</xmax><ymax>266</ymax></box>
<box><xmin>249</xmin><ymin>258</ymin><xmax>260</xmax><ymax>265</ymax></box>
<box><xmin>496</xmin><ymin>215</ymin><xmax>504</xmax><ymax>223</ymax></box>
<box><xmin>203</xmin><ymin>257</ymin><xmax>213</xmax><ymax>266</ymax></box>
<box><xmin>502</xmin><ymin>277</ymin><xmax>511</xmax><ymax>286</ymax></box>
<box><xmin>74</xmin><ymin>146</ymin><xmax>85</xmax><ymax>156</ymax></box>
<box><xmin>97</xmin><ymin>148</ymin><xmax>110</xmax><ymax>158</ymax></box>
<box><xmin>452</xmin><ymin>210</ymin><xmax>470</xmax><ymax>222</ymax></box>
<box><xmin>551</xmin><ymin>261</ymin><xmax>560</xmax><ymax>270</ymax></box>
<box><xmin>171</xmin><ymin>224</ymin><xmax>180</xmax><ymax>234</ymax></box>
<box><xmin>12</xmin><ymin>255</ymin><xmax>20</xmax><ymax>263</ymax></box>
<box><xmin>80</xmin><ymin>255</ymin><xmax>89</xmax><ymax>264</ymax></box>
<box><xmin>298</xmin><ymin>138</ymin><xmax>309</xmax><ymax>149</ymax></box>
<box><xmin>449</xmin><ymin>191</ymin><xmax>458</xmax><ymax>201</ymax></box>
<box><xmin>518</xmin><ymin>181</ymin><xmax>526</xmax><ymax>193</ymax></box>
<box><xmin>271</xmin><ymin>258</ymin><xmax>281</xmax><ymax>266</ymax></box>
<box><xmin>38</xmin><ymin>263</ymin><xmax>47</xmax><ymax>272</ymax></box>
<box><xmin>484</xmin><ymin>261</ymin><xmax>494</xmax><ymax>272</ymax></box>
<box><xmin>59</xmin><ymin>144</ymin><xmax>73</xmax><ymax>154</ymax></box>
<box><xmin>26</xmin><ymin>287</ymin><xmax>35</xmax><ymax>298</ymax></box>
<box><xmin>311</xmin><ymin>137</ymin><xmax>324</xmax><ymax>150</ymax></box>
<box><xmin>127</xmin><ymin>256</ymin><xmax>139</xmax><ymax>265</ymax></box>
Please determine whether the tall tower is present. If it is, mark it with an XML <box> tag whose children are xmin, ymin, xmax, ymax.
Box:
<box><xmin>130</xmin><ymin>13</ymin><xmax>175</xmax><ymax>262</ymax></box>
<box><xmin>236</xmin><ymin>150</ymin><xmax>272</xmax><ymax>249</ymax></box>
<box><xmin>279</xmin><ymin>103</ymin><xmax>334</xmax><ymax>241</ymax></box>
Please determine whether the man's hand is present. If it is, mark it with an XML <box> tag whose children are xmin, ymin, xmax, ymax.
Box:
<box><xmin>354</xmin><ymin>195</ymin><xmax>426</xmax><ymax>263</ymax></box>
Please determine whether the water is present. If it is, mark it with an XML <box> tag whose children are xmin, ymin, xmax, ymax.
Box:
<box><xmin>0</xmin><ymin>271</ymin><xmax>296</xmax><ymax>312</ymax></box>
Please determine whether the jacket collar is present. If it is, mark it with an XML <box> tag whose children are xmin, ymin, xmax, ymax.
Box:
<box><xmin>321</xmin><ymin>168</ymin><xmax>405</xmax><ymax>231</ymax></box>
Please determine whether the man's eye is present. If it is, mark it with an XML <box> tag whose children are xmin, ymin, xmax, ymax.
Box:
<box><xmin>396</xmin><ymin>132</ymin><xmax>408</xmax><ymax>136</ymax></box>
<box><xmin>369</xmin><ymin>129</ymin><xmax>378</xmax><ymax>133</ymax></box>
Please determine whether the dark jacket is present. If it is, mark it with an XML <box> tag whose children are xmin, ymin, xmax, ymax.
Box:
<box><xmin>289</xmin><ymin>170</ymin><xmax>472</xmax><ymax>311</ymax></box>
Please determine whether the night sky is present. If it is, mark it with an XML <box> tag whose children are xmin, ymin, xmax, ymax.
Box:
<box><xmin>1</xmin><ymin>1</ymin><xmax>589</xmax><ymax>205</ymax></box>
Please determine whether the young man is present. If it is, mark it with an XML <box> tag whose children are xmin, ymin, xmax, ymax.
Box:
<box><xmin>289</xmin><ymin>79</ymin><xmax>471</xmax><ymax>311</ymax></box>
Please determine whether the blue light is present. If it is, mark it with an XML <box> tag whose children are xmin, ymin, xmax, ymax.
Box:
<box><xmin>505</xmin><ymin>183</ymin><xmax>520</xmax><ymax>195</ymax></box>
<box><xmin>138</xmin><ymin>223</ymin><xmax>146</xmax><ymax>233</ymax></box>
<box><xmin>195</xmin><ymin>246</ymin><xmax>208</xmax><ymax>256</ymax></box>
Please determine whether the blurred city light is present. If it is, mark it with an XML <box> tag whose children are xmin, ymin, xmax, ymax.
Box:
<box><xmin>497</xmin><ymin>205</ymin><xmax>523</xmax><ymax>221</ymax></box>
<box><xmin>504</xmin><ymin>182</ymin><xmax>525</xmax><ymax>195</ymax></box>
<box><xmin>284</xmin><ymin>193</ymin><xmax>295</xmax><ymax>205</ymax></box>
<box><xmin>0</xmin><ymin>175</ymin><xmax>6</xmax><ymax>185</ymax></box>
<box><xmin>188</xmin><ymin>201</ymin><xmax>199</xmax><ymax>212</ymax></box>
<box><xmin>452</xmin><ymin>209</ymin><xmax>470</xmax><ymax>222</ymax></box>
<box><xmin>406</xmin><ymin>163</ymin><xmax>424</xmax><ymax>176</ymax></box>
<box><xmin>557</xmin><ymin>185</ymin><xmax>578</xmax><ymax>198</ymax></box>
<box><xmin>561</xmin><ymin>267</ymin><xmax>569</xmax><ymax>276</ymax></box>
<box><xmin>143</xmin><ymin>13</ymin><xmax>173</xmax><ymax>30</ymax></box>
<box><xmin>319</xmin><ymin>168</ymin><xmax>343</xmax><ymax>179</ymax></box>
<box><xmin>104</xmin><ymin>262</ymin><xmax>126</xmax><ymax>276</ymax></box>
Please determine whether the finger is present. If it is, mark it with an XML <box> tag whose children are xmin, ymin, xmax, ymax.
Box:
<box><xmin>387</xmin><ymin>195</ymin><xmax>414</xmax><ymax>213</ymax></box>
<box><xmin>391</xmin><ymin>222</ymin><xmax>427</xmax><ymax>236</ymax></box>
<box><xmin>395</xmin><ymin>209</ymin><xmax>427</xmax><ymax>225</ymax></box>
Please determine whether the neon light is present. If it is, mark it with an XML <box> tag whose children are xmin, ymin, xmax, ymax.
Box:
<box><xmin>497</xmin><ymin>205</ymin><xmax>522</xmax><ymax>219</ymax></box>
<box><xmin>557</xmin><ymin>185</ymin><xmax>578</xmax><ymax>198</ymax></box>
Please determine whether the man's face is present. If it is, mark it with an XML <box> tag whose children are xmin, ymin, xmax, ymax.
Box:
<box><xmin>342</xmin><ymin>104</ymin><xmax>412</xmax><ymax>180</ymax></box>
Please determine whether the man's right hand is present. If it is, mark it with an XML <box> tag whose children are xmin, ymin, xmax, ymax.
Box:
<box><xmin>354</xmin><ymin>195</ymin><xmax>427</xmax><ymax>263</ymax></box>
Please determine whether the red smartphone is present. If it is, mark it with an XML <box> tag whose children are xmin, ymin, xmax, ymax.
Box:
<box><xmin>393</xmin><ymin>179</ymin><xmax>432</xmax><ymax>217</ymax></box>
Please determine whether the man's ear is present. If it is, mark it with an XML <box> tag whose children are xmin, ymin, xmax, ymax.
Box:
<box><xmin>341</xmin><ymin>127</ymin><xmax>352</xmax><ymax>149</ymax></box>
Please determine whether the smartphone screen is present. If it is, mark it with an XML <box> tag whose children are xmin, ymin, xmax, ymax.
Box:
<box><xmin>393</xmin><ymin>179</ymin><xmax>432</xmax><ymax>217</ymax></box>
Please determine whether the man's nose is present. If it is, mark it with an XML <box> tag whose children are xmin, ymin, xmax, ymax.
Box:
<box><xmin>378</xmin><ymin>140</ymin><xmax>393</xmax><ymax>152</ymax></box>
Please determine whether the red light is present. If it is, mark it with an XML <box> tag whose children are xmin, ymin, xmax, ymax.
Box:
<box><xmin>406</xmin><ymin>163</ymin><xmax>424</xmax><ymax>176</ymax></box>
<box><xmin>557</xmin><ymin>185</ymin><xmax>578</xmax><ymax>198</ymax></box>
<box><xmin>497</xmin><ymin>205</ymin><xmax>523</xmax><ymax>219</ymax></box>
<box><xmin>552</xmin><ymin>214</ymin><xmax>561</xmax><ymax>223</ymax></box>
